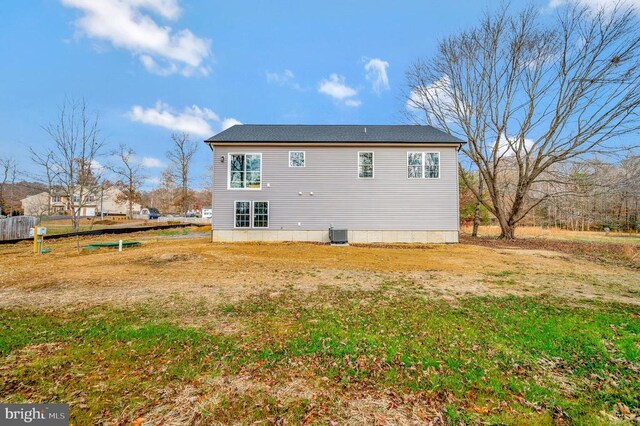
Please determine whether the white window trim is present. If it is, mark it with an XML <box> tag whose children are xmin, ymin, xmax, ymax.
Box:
<box><xmin>288</xmin><ymin>151</ymin><xmax>305</xmax><ymax>168</ymax></box>
<box><xmin>227</xmin><ymin>153</ymin><xmax>263</xmax><ymax>190</ymax></box>
<box><xmin>233</xmin><ymin>200</ymin><xmax>251</xmax><ymax>228</ymax></box>
<box><xmin>407</xmin><ymin>151</ymin><xmax>423</xmax><ymax>179</ymax></box>
<box><xmin>233</xmin><ymin>200</ymin><xmax>270</xmax><ymax>229</ymax></box>
<box><xmin>357</xmin><ymin>151</ymin><xmax>375</xmax><ymax>179</ymax></box>
<box><xmin>406</xmin><ymin>151</ymin><xmax>441</xmax><ymax>180</ymax></box>
<box><xmin>253</xmin><ymin>201</ymin><xmax>270</xmax><ymax>229</ymax></box>
<box><xmin>423</xmin><ymin>151</ymin><xmax>441</xmax><ymax>179</ymax></box>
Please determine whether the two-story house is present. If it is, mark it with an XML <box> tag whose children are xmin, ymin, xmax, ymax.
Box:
<box><xmin>205</xmin><ymin>125</ymin><xmax>465</xmax><ymax>243</ymax></box>
<box><xmin>20</xmin><ymin>192</ymin><xmax>95</xmax><ymax>216</ymax></box>
<box><xmin>21</xmin><ymin>187</ymin><xmax>140</xmax><ymax>217</ymax></box>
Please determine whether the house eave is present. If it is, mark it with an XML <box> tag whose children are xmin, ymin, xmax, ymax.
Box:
<box><xmin>204</xmin><ymin>141</ymin><xmax>464</xmax><ymax>148</ymax></box>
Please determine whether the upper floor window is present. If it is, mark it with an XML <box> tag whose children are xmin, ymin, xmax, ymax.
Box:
<box><xmin>289</xmin><ymin>151</ymin><xmax>305</xmax><ymax>168</ymax></box>
<box><xmin>358</xmin><ymin>152</ymin><xmax>374</xmax><ymax>178</ymax></box>
<box><xmin>53</xmin><ymin>195</ymin><xmax>61</xmax><ymax>203</ymax></box>
<box><xmin>407</xmin><ymin>152</ymin><xmax>440</xmax><ymax>179</ymax></box>
<box><xmin>73</xmin><ymin>195</ymin><xmax>80</xmax><ymax>203</ymax></box>
<box><xmin>229</xmin><ymin>153</ymin><xmax>261</xmax><ymax>189</ymax></box>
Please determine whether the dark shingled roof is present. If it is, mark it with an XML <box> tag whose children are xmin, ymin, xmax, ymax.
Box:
<box><xmin>205</xmin><ymin>125</ymin><xmax>465</xmax><ymax>144</ymax></box>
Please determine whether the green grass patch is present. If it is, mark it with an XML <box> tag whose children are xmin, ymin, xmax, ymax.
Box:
<box><xmin>1</xmin><ymin>290</ymin><xmax>638</xmax><ymax>424</ymax></box>
<box><xmin>148</xmin><ymin>228</ymin><xmax>190</xmax><ymax>236</ymax></box>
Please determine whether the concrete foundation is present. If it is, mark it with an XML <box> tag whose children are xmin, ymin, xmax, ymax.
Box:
<box><xmin>211</xmin><ymin>230</ymin><xmax>459</xmax><ymax>244</ymax></box>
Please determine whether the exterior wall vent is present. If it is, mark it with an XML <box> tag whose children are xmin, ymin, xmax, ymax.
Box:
<box><xmin>329</xmin><ymin>227</ymin><xmax>348</xmax><ymax>244</ymax></box>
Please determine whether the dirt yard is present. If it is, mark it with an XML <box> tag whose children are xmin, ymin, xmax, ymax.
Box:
<box><xmin>1</xmin><ymin>231</ymin><xmax>638</xmax><ymax>309</ymax></box>
<box><xmin>0</xmin><ymin>232</ymin><xmax>638</xmax><ymax>424</ymax></box>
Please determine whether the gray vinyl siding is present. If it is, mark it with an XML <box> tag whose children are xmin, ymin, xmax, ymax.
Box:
<box><xmin>212</xmin><ymin>145</ymin><xmax>459</xmax><ymax>231</ymax></box>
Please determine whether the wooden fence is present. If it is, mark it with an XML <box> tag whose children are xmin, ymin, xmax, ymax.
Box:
<box><xmin>0</xmin><ymin>216</ymin><xmax>37</xmax><ymax>241</ymax></box>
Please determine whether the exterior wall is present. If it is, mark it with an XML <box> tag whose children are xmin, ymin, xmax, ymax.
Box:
<box><xmin>212</xmin><ymin>144</ymin><xmax>460</xmax><ymax>235</ymax></box>
<box><xmin>21</xmin><ymin>192</ymin><xmax>50</xmax><ymax>216</ymax></box>
<box><xmin>98</xmin><ymin>188</ymin><xmax>141</xmax><ymax>215</ymax></box>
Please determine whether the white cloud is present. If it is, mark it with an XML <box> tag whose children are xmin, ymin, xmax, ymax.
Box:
<box><xmin>141</xmin><ymin>157</ymin><xmax>165</xmax><ymax>168</ymax></box>
<box><xmin>318</xmin><ymin>74</ymin><xmax>361</xmax><ymax>107</ymax></box>
<box><xmin>493</xmin><ymin>133</ymin><xmax>535</xmax><ymax>157</ymax></box>
<box><xmin>128</xmin><ymin>102</ymin><xmax>216</xmax><ymax>136</ymax></box>
<box><xmin>319</xmin><ymin>74</ymin><xmax>357</xmax><ymax>99</ymax></box>
<box><xmin>266</xmin><ymin>69</ymin><xmax>302</xmax><ymax>90</ymax></box>
<box><xmin>221</xmin><ymin>118</ymin><xmax>242</xmax><ymax>131</ymax></box>
<box><xmin>548</xmin><ymin>0</ymin><xmax>640</xmax><ymax>11</ymax></box>
<box><xmin>128</xmin><ymin>101</ymin><xmax>240</xmax><ymax>136</ymax></box>
<box><xmin>61</xmin><ymin>0</ymin><xmax>212</xmax><ymax>76</ymax></box>
<box><xmin>90</xmin><ymin>159</ymin><xmax>104</xmax><ymax>172</ymax></box>
<box><xmin>364</xmin><ymin>58</ymin><xmax>390</xmax><ymax>94</ymax></box>
<box><xmin>406</xmin><ymin>75</ymin><xmax>456</xmax><ymax>123</ymax></box>
<box><xmin>140</xmin><ymin>55</ymin><xmax>179</xmax><ymax>76</ymax></box>
<box><xmin>267</xmin><ymin>69</ymin><xmax>293</xmax><ymax>84</ymax></box>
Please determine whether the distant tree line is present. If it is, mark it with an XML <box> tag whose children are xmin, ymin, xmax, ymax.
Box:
<box><xmin>460</xmin><ymin>155</ymin><xmax>640</xmax><ymax>232</ymax></box>
<box><xmin>535</xmin><ymin>156</ymin><xmax>640</xmax><ymax>231</ymax></box>
<box><xmin>1</xmin><ymin>98</ymin><xmax>209</xmax><ymax>230</ymax></box>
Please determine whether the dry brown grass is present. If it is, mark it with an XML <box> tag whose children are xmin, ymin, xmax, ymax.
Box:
<box><xmin>1</xmin><ymin>232</ymin><xmax>639</xmax><ymax>425</ymax></box>
<box><xmin>462</xmin><ymin>225</ymin><xmax>640</xmax><ymax>244</ymax></box>
<box><xmin>191</xmin><ymin>224</ymin><xmax>212</xmax><ymax>233</ymax></box>
<box><xmin>0</xmin><ymin>231</ymin><xmax>638</xmax><ymax>311</ymax></box>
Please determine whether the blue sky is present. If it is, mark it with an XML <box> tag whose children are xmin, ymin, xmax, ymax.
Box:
<box><xmin>0</xmin><ymin>0</ymin><xmax>615</xmax><ymax>188</ymax></box>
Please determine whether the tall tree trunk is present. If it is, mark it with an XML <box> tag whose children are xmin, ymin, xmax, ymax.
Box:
<box><xmin>129</xmin><ymin>181</ymin><xmax>134</xmax><ymax>219</ymax></box>
<box><xmin>493</xmin><ymin>182</ymin><xmax>526</xmax><ymax>240</ymax></box>
<box><xmin>496</xmin><ymin>195</ymin><xmax>519</xmax><ymax>240</ymax></box>
<box><xmin>498</xmin><ymin>219</ymin><xmax>516</xmax><ymax>239</ymax></box>
<box><xmin>472</xmin><ymin>177</ymin><xmax>484</xmax><ymax>237</ymax></box>
<box><xmin>500</xmin><ymin>226</ymin><xmax>515</xmax><ymax>239</ymax></box>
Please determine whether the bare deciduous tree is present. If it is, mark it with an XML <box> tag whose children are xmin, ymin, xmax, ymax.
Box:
<box><xmin>472</xmin><ymin>176</ymin><xmax>484</xmax><ymax>237</ymax></box>
<box><xmin>41</xmin><ymin>98</ymin><xmax>105</xmax><ymax>235</ymax></box>
<box><xmin>0</xmin><ymin>157</ymin><xmax>19</xmax><ymax>216</ymax></box>
<box><xmin>107</xmin><ymin>144</ymin><xmax>145</xmax><ymax>218</ymax></box>
<box><xmin>167</xmin><ymin>132</ymin><xmax>198</xmax><ymax>215</ymax></box>
<box><xmin>147</xmin><ymin>168</ymin><xmax>177</xmax><ymax>213</ymax></box>
<box><xmin>29</xmin><ymin>149</ymin><xmax>58</xmax><ymax>216</ymax></box>
<box><xmin>406</xmin><ymin>3</ymin><xmax>640</xmax><ymax>238</ymax></box>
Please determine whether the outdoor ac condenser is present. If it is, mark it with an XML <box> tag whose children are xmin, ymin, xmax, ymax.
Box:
<box><xmin>329</xmin><ymin>227</ymin><xmax>348</xmax><ymax>244</ymax></box>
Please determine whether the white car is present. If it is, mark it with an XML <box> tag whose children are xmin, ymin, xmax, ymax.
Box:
<box><xmin>202</xmin><ymin>208</ymin><xmax>212</xmax><ymax>219</ymax></box>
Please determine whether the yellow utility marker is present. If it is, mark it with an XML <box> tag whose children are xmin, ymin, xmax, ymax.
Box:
<box><xmin>33</xmin><ymin>226</ymin><xmax>39</xmax><ymax>254</ymax></box>
<box><xmin>32</xmin><ymin>226</ymin><xmax>46</xmax><ymax>254</ymax></box>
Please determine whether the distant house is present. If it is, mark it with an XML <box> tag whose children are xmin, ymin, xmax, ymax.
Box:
<box><xmin>21</xmin><ymin>187</ymin><xmax>140</xmax><ymax>217</ymax></box>
<box><xmin>19</xmin><ymin>192</ymin><xmax>51</xmax><ymax>217</ymax></box>
<box><xmin>205</xmin><ymin>125</ymin><xmax>465</xmax><ymax>243</ymax></box>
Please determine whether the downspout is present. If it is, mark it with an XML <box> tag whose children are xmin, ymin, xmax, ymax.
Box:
<box><xmin>455</xmin><ymin>144</ymin><xmax>461</xmax><ymax>242</ymax></box>
<box><xmin>207</xmin><ymin>142</ymin><xmax>214</xmax><ymax>242</ymax></box>
<box><xmin>456</xmin><ymin>142</ymin><xmax>467</xmax><ymax>241</ymax></box>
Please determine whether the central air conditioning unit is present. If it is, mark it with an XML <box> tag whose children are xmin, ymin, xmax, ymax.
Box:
<box><xmin>329</xmin><ymin>227</ymin><xmax>348</xmax><ymax>244</ymax></box>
